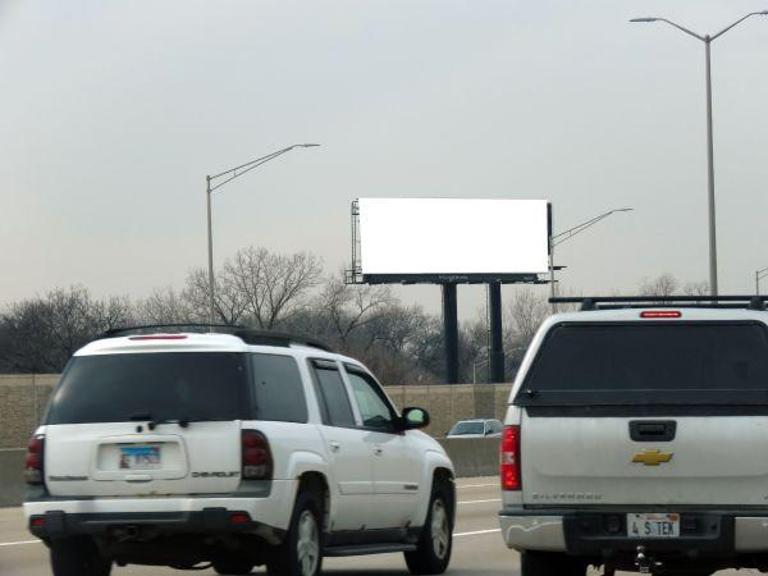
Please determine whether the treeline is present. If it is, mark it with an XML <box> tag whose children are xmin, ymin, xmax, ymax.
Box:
<box><xmin>0</xmin><ymin>247</ymin><xmax>551</xmax><ymax>384</ymax></box>
<box><xmin>0</xmin><ymin>246</ymin><xmax>696</xmax><ymax>384</ymax></box>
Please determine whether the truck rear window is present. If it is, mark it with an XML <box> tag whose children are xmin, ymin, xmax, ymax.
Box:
<box><xmin>516</xmin><ymin>322</ymin><xmax>768</xmax><ymax>406</ymax></box>
<box><xmin>46</xmin><ymin>353</ymin><xmax>250</xmax><ymax>424</ymax></box>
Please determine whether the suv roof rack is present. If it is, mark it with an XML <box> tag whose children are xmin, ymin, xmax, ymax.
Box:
<box><xmin>100</xmin><ymin>323</ymin><xmax>334</xmax><ymax>352</ymax></box>
<box><xmin>551</xmin><ymin>295</ymin><xmax>768</xmax><ymax>312</ymax></box>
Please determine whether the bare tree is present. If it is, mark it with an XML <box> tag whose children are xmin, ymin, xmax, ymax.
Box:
<box><xmin>506</xmin><ymin>288</ymin><xmax>549</xmax><ymax>347</ymax></box>
<box><xmin>222</xmin><ymin>247</ymin><xmax>323</xmax><ymax>329</ymax></box>
<box><xmin>136</xmin><ymin>287</ymin><xmax>201</xmax><ymax>325</ymax></box>
<box><xmin>0</xmin><ymin>286</ymin><xmax>132</xmax><ymax>373</ymax></box>
<box><xmin>315</xmin><ymin>275</ymin><xmax>395</xmax><ymax>347</ymax></box>
<box><xmin>640</xmin><ymin>274</ymin><xmax>679</xmax><ymax>297</ymax></box>
<box><xmin>683</xmin><ymin>281</ymin><xmax>709</xmax><ymax>297</ymax></box>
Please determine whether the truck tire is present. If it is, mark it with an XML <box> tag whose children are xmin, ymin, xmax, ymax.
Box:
<box><xmin>267</xmin><ymin>490</ymin><xmax>322</xmax><ymax>576</ymax></box>
<box><xmin>404</xmin><ymin>480</ymin><xmax>453</xmax><ymax>575</ymax></box>
<box><xmin>520</xmin><ymin>550</ymin><xmax>586</xmax><ymax>576</ymax></box>
<box><xmin>50</xmin><ymin>537</ymin><xmax>111</xmax><ymax>576</ymax></box>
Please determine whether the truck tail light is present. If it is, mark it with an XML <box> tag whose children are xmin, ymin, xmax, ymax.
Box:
<box><xmin>500</xmin><ymin>425</ymin><xmax>521</xmax><ymax>491</ymax></box>
<box><xmin>25</xmin><ymin>435</ymin><xmax>45</xmax><ymax>485</ymax></box>
<box><xmin>241</xmin><ymin>430</ymin><xmax>273</xmax><ymax>481</ymax></box>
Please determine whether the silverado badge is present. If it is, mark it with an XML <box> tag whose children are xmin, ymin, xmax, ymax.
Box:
<box><xmin>632</xmin><ymin>449</ymin><xmax>673</xmax><ymax>466</ymax></box>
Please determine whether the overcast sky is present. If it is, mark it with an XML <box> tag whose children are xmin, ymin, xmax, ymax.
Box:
<box><xmin>2</xmin><ymin>0</ymin><xmax>767</xmax><ymax>320</ymax></box>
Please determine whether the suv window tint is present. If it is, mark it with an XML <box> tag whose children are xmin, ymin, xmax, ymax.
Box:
<box><xmin>345</xmin><ymin>370</ymin><xmax>396</xmax><ymax>432</ymax></box>
<box><xmin>46</xmin><ymin>353</ymin><xmax>249</xmax><ymax>425</ymax></box>
<box><xmin>311</xmin><ymin>362</ymin><xmax>356</xmax><ymax>428</ymax></box>
<box><xmin>517</xmin><ymin>322</ymin><xmax>768</xmax><ymax>406</ymax></box>
<box><xmin>251</xmin><ymin>354</ymin><xmax>308</xmax><ymax>423</ymax></box>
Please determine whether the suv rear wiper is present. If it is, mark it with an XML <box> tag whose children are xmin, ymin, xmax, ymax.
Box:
<box><xmin>128</xmin><ymin>413</ymin><xmax>190</xmax><ymax>430</ymax></box>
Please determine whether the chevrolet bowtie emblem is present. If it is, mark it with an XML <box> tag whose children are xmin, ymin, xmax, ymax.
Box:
<box><xmin>632</xmin><ymin>449</ymin><xmax>673</xmax><ymax>466</ymax></box>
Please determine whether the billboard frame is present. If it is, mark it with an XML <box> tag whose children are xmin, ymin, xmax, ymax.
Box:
<box><xmin>345</xmin><ymin>199</ymin><xmax>553</xmax><ymax>286</ymax></box>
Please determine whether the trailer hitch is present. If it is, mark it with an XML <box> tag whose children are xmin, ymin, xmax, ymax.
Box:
<box><xmin>634</xmin><ymin>545</ymin><xmax>663</xmax><ymax>574</ymax></box>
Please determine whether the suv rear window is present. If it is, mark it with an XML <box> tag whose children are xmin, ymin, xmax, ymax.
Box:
<box><xmin>516</xmin><ymin>322</ymin><xmax>768</xmax><ymax>406</ymax></box>
<box><xmin>46</xmin><ymin>353</ymin><xmax>250</xmax><ymax>424</ymax></box>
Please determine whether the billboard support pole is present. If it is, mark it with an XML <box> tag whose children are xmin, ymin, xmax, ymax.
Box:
<box><xmin>442</xmin><ymin>283</ymin><xmax>459</xmax><ymax>384</ymax></box>
<box><xmin>489</xmin><ymin>282</ymin><xmax>505</xmax><ymax>383</ymax></box>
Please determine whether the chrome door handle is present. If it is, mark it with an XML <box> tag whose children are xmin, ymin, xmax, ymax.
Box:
<box><xmin>329</xmin><ymin>441</ymin><xmax>341</xmax><ymax>452</ymax></box>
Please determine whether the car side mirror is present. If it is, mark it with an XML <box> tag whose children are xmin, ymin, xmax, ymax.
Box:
<box><xmin>401</xmin><ymin>407</ymin><xmax>430</xmax><ymax>430</ymax></box>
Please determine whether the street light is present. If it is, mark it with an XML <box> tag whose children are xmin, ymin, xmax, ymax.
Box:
<box><xmin>205</xmin><ymin>144</ymin><xmax>320</xmax><ymax>323</ymax></box>
<box><xmin>549</xmin><ymin>208</ymin><xmax>634</xmax><ymax>312</ymax></box>
<box><xmin>756</xmin><ymin>266</ymin><xmax>768</xmax><ymax>296</ymax></box>
<box><xmin>630</xmin><ymin>12</ymin><xmax>768</xmax><ymax>296</ymax></box>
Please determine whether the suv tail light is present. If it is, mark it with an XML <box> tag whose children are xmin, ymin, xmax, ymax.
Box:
<box><xmin>25</xmin><ymin>435</ymin><xmax>45</xmax><ymax>485</ymax></box>
<box><xmin>500</xmin><ymin>425</ymin><xmax>521</xmax><ymax>491</ymax></box>
<box><xmin>241</xmin><ymin>430</ymin><xmax>273</xmax><ymax>481</ymax></box>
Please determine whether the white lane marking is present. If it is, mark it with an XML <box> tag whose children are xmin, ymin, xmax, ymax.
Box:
<box><xmin>458</xmin><ymin>483</ymin><xmax>498</xmax><ymax>489</ymax></box>
<box><xmin>0</xmin><ymin>539</ymin><xmax>41</xmax><ymax>547</ymax></box>
<box><xmin>455</xmin><ymin>528</ymin><xmax>501</xmax><ymax>537</ymax></box>
<box><xmin>457</xmin><ymin>498</ymin><xmax>501</xmax><ymax>505</ymax></box>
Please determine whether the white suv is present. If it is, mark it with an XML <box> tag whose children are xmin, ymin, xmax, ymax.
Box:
<box><xmin>24</xmin><ymin>325</ymin><xmax>455</xmax><ymax>576</ymax></box>
<box><xmin>499</xmin><ymin>296</ymin><xmax>768</xmax><ymax>575</ymax></box>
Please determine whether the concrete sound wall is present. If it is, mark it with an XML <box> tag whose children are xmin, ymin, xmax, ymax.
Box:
<box><xmin>0</xmin><ymin>374</ymin><xmax>511</xmax><ymax>507</ymax></box>
<box><xmin>0</xmin><ymin>374</ymin><xmax>513</xmax><ymax>449</ymax></box>
<box><xmin>0</xmin><ymin>449</ymin><xmax>26</xmax><ymax>508</ymax></box>
<box><xmin>0</xmin><ymin>439</ymin><xmax>500</xmax><ymax>508</ymax></box>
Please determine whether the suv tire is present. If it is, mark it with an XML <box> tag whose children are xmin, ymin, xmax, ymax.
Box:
<box><xmin>520</xmin><ymin>550</ymin><xmax>585</xmax><ymax>576</ymax></box>
<box><xmin>267</xmin><ymin>490</ymin><xmax>323</xmax><ymax>576</ymax></box>
<box><xmin>212</xmin><ymin>556</ymin><xmax>255</xmax><ymax>575</ymax></box>
<box><xmin>50</xmin><ymin>537</ymin><xmax>111</xmax><ymax>576</ymax></box>
<box><xmin>404</xmin><ymin>481</ymin><xmax>453</xmax><ymax>575</ymax></box>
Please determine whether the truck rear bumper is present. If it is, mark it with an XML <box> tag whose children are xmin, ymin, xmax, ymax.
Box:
<box><xmin>499</xmin><ymin>509</ymin><xmax>768</xmax><ymax>554</ymax></box>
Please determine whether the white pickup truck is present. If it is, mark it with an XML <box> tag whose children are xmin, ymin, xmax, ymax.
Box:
<box><xmin>499</xmin><ymin>296</ymin><xmax>768</xmax><ymax>576</ymax></box>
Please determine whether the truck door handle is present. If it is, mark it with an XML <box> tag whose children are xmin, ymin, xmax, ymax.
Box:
<box><xmin>329</xmin><ymin>441</ymin><xmax>341</xmax><ymax>452</ymax></box>
<box><xmin>630</xmin><ymin>420</ymin><xmax>677</xmax><ymax>442</ymax></box>
<box><xmin>373</xmin><ymin>446</ymin><xmax>384</xmax><ymax>456</ymax></box>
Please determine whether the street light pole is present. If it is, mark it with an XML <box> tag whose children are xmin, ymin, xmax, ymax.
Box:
<box><xmin>205</xmin><ymin>144</ymin><xmax>320</xmax><ymax>323</ymax></box>
<box><xmin>630</xmin><ymin>12</ymin><xmax>768</xmax><ymax>296</ymax></box>
<box><xmin>549</xmin><ymin>208</ymin><xmax>634</xmax><ymax>312</ymax></box>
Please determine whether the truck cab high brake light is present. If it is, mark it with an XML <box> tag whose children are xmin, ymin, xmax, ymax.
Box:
<box><xmin>640</xmin><ymin>311</ymin><xmax>682</xmax><ymax>319</ymax></box>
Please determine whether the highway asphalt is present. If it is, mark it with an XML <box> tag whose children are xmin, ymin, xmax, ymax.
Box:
<box><xmin>0</xmin><ymin>477</ymin><xmax>755</xmax><ymax>576</ymax></box>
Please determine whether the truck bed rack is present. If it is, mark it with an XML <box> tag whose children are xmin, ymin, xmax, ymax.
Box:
<box><xmin>550</xmin><ymin>295</ymin><xmax>768</xmax><ymax>312</ymax></box>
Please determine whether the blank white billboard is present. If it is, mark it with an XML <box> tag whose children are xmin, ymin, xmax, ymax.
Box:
<box><xmin>358</xmin><ymin>198</ymin><xmax>550</xmax><ymax>276</ymax></box>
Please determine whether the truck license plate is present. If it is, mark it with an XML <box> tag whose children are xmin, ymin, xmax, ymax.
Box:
<box><xmin>627</xmin><ymin>513</ymin><xmax>680</xmax><ymax>539</ymax></box>
<box><xmin>119</xmin><ymin>445</ymin><xmax>161</xmax><ymax>470</ymax></box>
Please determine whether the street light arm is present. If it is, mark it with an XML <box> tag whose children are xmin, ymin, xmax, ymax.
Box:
<box><xmin>711</xmin><ymin>12</ymin><xmax>768</xmax><ymax>42</ymax></box>
<box><xmin>631</xmin><ymin>17</ymin><xmax>705</xmax><ymax>41</ymax></box>
<box><xmin>552</xmin><ymin>209</ymin><xmax>633</xmax><ymax>247</ymax></box>
<box><xmin>209</xmin><ymin>147</ymin><xmax>294</xmax><ymax>191</ymax></box>
<box><xmin>208</xmin><ymin>143</ymin><xmax>320</xmax><ymax>192</ymax></box>
<box><xmin>655</xmin><ymin>18</ymin><xmax>706</xmax><ymax>41</ymax></box>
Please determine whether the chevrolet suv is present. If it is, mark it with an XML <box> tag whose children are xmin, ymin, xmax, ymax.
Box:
<box><xmin>499</xmin><ymin>296</ymin><xmax>768</xmax><ymax>575</ymax></box>
<box><xmin>24</xmin><ymin>325</ymin><xmax>455</xmax><ymax>576</ymax></box>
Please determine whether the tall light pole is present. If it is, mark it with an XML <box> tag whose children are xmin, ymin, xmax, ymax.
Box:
<box><xmin>631</xmin><ymin>12</ymin><xmax>768</xmax><ymax>296</ymax></box>
<box><xmin>206</xmin><ymin>144</ymin><xmax>320</xmax><ymax>323</ymax></box>
<box><xmin>756</xmin><ymin>266</ymin><xmax>768</xmax><ymax>296</ymax></box>
<box><xmin>550</xmin><ymin>208</ymin><xmax>634</xmax><ymax>312</ymax></box>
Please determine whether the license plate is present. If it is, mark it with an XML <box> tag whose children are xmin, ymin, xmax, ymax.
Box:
<box><xmin>627</xmin><ymin>513</ymin><xmax>680</xmax><ymax>539</ymax></box>
<box><xmin>119</xmin><ymin>445</ymin><xmax>161</xmax><ymax>470</ymax></box>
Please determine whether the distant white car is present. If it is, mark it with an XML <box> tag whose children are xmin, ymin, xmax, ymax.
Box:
<box><xmin>446</xmin><ymin>418</ymin><xmax>503</xmax><ymax>438</ymax></box>
<box><xmin>24</xmin><ymin>325</ymin><xmax>455</xmax><ymax>576</ymax></box>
